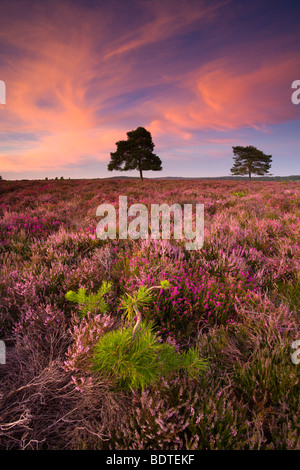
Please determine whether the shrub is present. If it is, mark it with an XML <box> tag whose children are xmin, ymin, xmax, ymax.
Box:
<box><xmin>65</xmin><ymin>281</ymin><xmax>207</xmax><ymax>391</ymax></box>
<box><xmin>65</xmin><ymin>281</ymin><xmax>112</xmax><ymax>317</ymax></box>
<box><xmin>110</xmin><ymin>376</ymin><xmax>250</xmax><ymax>450</ymax></box>
<box><xmin>63</xmin><ymin>311</ymin><xmax>115</xmax><ymax>392</ymax></box>
<box><xmin>91</xmin><ymin>320</ymin><xmax>208</xmax><ymax>391</ymax></box>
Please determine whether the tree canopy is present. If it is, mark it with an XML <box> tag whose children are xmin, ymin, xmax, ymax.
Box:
<box><xmin>230</xmin><ymin>145</ymin><xmax>272</xmax><ymax>181</ymax></box>
<box><xmin>108</xmin><ymin>127</ymin><xmax>162</xmax><ymax>181</ymax></box>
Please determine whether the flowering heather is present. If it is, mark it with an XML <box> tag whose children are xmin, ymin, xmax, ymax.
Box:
<box><xmin>0</xmin><ymin>178</ymin><xmax>299</xmax><ymax>449</ymax></box>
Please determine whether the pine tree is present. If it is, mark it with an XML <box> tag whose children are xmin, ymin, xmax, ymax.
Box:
<box><xmin>108</xmin><ymin>127</ymin><xmax>162</xmax><ymax>181</ymax></box>
<box><xmin>230</xmin><ymin>145</ymin><xmax>272</xmax><ymax>181</ymax></box>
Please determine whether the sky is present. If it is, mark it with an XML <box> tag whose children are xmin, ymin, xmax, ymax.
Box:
<box><xmin>0</xmin><ymin>0</ymin><xmax>299</xmax><ymax>180</ymax></box>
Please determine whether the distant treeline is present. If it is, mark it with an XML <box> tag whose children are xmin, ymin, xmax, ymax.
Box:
<box><xmin>105</xmin><ymin>175</ymin><xmax>300</xmax><ymax>181</ymax></box>
<box><xmin>1</xmin><ymin>175</ymin><xmax>300</xmax><ymax>182</ymax></box>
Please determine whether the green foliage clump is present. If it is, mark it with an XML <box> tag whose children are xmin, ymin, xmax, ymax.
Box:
<box><xmin>232</xmin><ymin>189</ymin><xmax>248</xmax><ymax>197</ymax></box>
<box><xmin>65</xmin><ymin>281</ymin><xmax>111</xmax><ymax>317</ymax></box>
<box><xmin>120</xmin><ymin>280</ymin><xmax>170</xmax><ymax>322</ymax></box>
<box><xmin>120</xmin><ymin>286</ymin><xmax>153</xmax><ymax>322</ymax></box>
<box><xmin>65</xmin><ymin>280</ymin><xmax>206</xmax><ymax>391</ymax></box>
<box><xmin>92</xmin><ymin>320</ymin><xmax>208</xmax><ymax>391</ymax></box>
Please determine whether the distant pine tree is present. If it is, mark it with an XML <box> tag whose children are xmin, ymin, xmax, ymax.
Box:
<box><xmin>230</xmin><ymin>145</ymin><xmax>272</xmax><ymax>181</ymax></box>
<box><xmin>108</xmin><ymin>127</ymin><xmax>162</xmax><ymax>181</ymax></box>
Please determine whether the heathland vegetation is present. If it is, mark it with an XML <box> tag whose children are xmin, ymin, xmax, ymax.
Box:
<box><xmin>0</xmin><ymin>178</ymin><xmax>299</xmax><ymax>449</ymax></box>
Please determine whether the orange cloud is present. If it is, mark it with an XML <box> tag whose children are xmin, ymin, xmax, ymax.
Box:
<box><xmin>0</xmin><ymin>128</ymin><xmax>125</xmax><ymax>172</ymax></box>
<box><xmin>0</xmin><ymin>2</ymin><xmax>129</xmax><ymax>171</ymax></box>
<box><xmin>191</xmin><ymin>55</ymin><xmax>300</xmax><ymax>129</ymax></box>
<box><xmin>145</xmin><ymin>51</ymin><xmax>300</xmax><ymax>137</ymax></box>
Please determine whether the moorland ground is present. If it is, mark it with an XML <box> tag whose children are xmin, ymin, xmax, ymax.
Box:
<box><xmin>0</xmin><ymin>178</ymin><xmax>299</xmax><ymax>449</ymax></box>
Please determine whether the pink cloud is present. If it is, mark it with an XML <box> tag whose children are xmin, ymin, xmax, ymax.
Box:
<box><xmin>147</xmin><ymin>52</ymin><xmax>300</xmax><ymax>136</ymax></box>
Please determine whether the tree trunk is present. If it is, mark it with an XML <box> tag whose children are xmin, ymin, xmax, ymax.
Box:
<box><xmin>139</xmin><ymin>167</ymin><xmax>143</xmax><ymax>181</ymax></box>
<box><xmin>248</xmin><ymin>168</ymin><xmax>251</xmax><ymax>182</ymax></box>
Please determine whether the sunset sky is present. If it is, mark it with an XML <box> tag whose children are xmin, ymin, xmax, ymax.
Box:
<box><xmin>0</xmin><ymin>0</ymin><xmax>299</xmax><ymax>180</ymax></box>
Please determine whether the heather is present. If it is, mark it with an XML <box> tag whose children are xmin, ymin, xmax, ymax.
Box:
<box><xmin>0</xmin><ymin>178</ymin><xmax>299</xmax><ymax>449</ymax></box>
